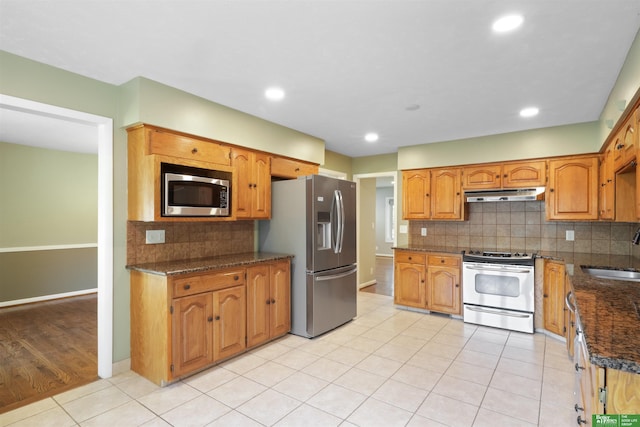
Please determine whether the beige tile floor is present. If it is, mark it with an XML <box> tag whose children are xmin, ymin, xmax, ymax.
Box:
<box><xmin>1</xmin><ymin>292</ymin><xmax>576</xmax><ymax>427</ymax></box>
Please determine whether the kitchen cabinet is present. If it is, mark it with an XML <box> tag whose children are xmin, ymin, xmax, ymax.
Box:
<box><xmin>402</xmin><ymin>168</ymin><xmax>464</xmax><ymax>220</ymax></box>
<box><xmin>127</xmin><ymin>124</ymin><xmax>236</xmax><ymax>222</ymax></box>
<box><xmin>394</xmin><ymin>250</ymin><xmax>461</xmax><ymax>315</ymax></box>
<box><xmin>542</xmin><ymin>259</ymin><xmax>565</xmax><ymax>336</ymax></box>
<box><xmin>231</xmin><ymin>147</ymin><xmax>271</xmax><ymax>219</ymax></box>
<box><xmin>426</xmin><ymin>254</ymin><xmax>461</xmax><ymax>315</ymax></box>
<box><xmin>613</xmin><ymin>113</ymin><xmax>636</xmax><ymax>172</ymax></box>
<box><xmin>546</xmin><ymin>155</ymin><xmax>599</xmax><ymax>220</ymax></box>
<box><xmin>462</xmin><ymin>160</ymin><xmax>546</xmax><ymax>190</ymax></box>
<box><xmin>270</xmin><ymin>155</ymin><xmax>318</xmax><ymax>179</ymax></box>
<box><xmin>130</xmin><ymin>259</ymin><xmax>290</xmax><ymax>386</ymax></box>
<box><xmin>246</xmin><ymin>261</ymin><xmax>291</xmax><ymax>348</ymax></box>
<box><xmin>394</xmin><ymin>251</ymin><xmax>426</xmax><ymax>307</ymax></box>
<box><xmin>599</xmin><ymin>142</ymin><xmax>615</xmax><ymax>220</ymax></box>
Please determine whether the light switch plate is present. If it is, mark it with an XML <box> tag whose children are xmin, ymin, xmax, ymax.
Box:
<box><xmin>566</xmin><ymin>230</ymin><xmax>575</xmax><ymax>241</ymax></box>
<box><xmin>146</xmin><ymin>229</ymin><xmax>165</xmax><ymax>244</ymax></box>
<box><xmin>399</xmin><ymin>225</ymin><xmax>408</xmax><ymax>234</ymax></box>
<box><xmin>421</xmin><ymin>227</ymin><xmax>427</xmax><ymax>236</ymax></box>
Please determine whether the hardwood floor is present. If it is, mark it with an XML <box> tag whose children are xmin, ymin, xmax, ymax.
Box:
<box><xmin>0</xmin><ymin>294</ymin><xmax>97</xmax><ymax>414</ymax></box>
<box><xmin>360</xmin><ymin>256</ymin><xmax>394</xmax><ymax>296</ymax></box>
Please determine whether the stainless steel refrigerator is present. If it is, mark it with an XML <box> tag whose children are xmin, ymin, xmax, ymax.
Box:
<box><xmin>259</xmin><ymin>175</ymin><xmax>357</xmax><ymax>338</ymax></box>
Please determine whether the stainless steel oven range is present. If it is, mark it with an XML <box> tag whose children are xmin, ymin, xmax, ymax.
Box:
<box><xmin>462</xmin><ymin>251</ymin><xmax>536</xmax><ymax>333</ymax></box>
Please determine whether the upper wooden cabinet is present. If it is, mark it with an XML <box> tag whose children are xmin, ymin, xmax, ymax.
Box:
<box><xmin>148</xmin><ymin>127</ymin><xmax>231</xmax><ymax>166</ymax></box>
<box><xmin>546</xmin><ymin>155</ymin><xmax>599</xmax><ymax>220</ymax></box>
<box><xmin>462</xmin><ymin>160</ymin><xmax>546</xmax><ymax>190</ymax></box>
<box><xmin>270</xmin><ymin>156</ymin><xmax>318</xmax><ymax>179</ymax></box>
<box><xmin>127</xmin><ymin>124</ymin><xmax>236</xmax><ymax>222</ymax></box>
<box><xmin>613</xmin><ymin>113</ymin><xmax>637</xmax><ymax>172</ymax></box>
<box><xmin>231</xmin><ymin>148</ymin><xmax>271</xmax><ymax>219</ymax></box>
<box><xmin>402</xmin><ymin>168</ymin><xmax>464</xmax><ymax>220</ymax></box>
<box><xmin>599</xmin><ymin>142</ymin><xmax>615</xmax><ymax>220</ymax></box>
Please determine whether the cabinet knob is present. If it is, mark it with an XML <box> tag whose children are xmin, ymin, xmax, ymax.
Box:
<box><xmin>271</xmin><ymin>298</ymin><xmax>276</xmax><ymax>304</ymax></box>
<box><xmin>426</xmin><ymin>193</ymin><xmax>430</xmax><ymax>197</ymax></box>
<box><xmin>549</xmin><ymin>188</ymin><xmax>554</xmax><ymax>192</ymax></box>
<box><xmin>207</xmin><ymin>316</ymin><xmax>213</xmax><ymax>322</ymax></box>
<box><xmin>183</xmin><ymin>284</ymin><xmax>191</xmax><ymax>290</ymax></box>
<box><xmin>215</xmin><ymin>315</ymin><xmax>220</xmax><ymax>320</ymax></box>
<box><xmin>234</xmin><ymin>275</ymin><xmax>239</xmax><ymax>280</ymax></box>
<box><xmin>543</xmin><ymin>294</ymin><xmax>548</xmax><ymax>298</ymax></box>
<box><xmin>574</xmin><ymin>404</ymin><xmax>584</xmax><ymax>413</ymax></box>
<box><xmin>455</xmin><ymin>284</ymin><xmax>459</xmax><ymax>288</ymax></box>
<box><xmin>577</xmin><ymin>416</ymin><xmax>587</xmax><ymax>425</ymax></box>
<box><xmin>295</xmin><ymin>167</ymin><xmax>300</xmax><ymax>172</ymax></box>
<box><xmin>440</xmin><ymin>259</ymin><xmax>445</xmax><ymax>263</ymax></box>
<box><xmin>616</xmin><ymin>144</ymin><xmax>624</xmax><ymax>150</ymax></box>
<box><xmin>191</xmin><ymin>147</ymin><xmax>198</xmax><ymax>154</ymax></box>
<box><xmin>266</xmin><ymin>300</ymin><xmax>271</xmax><ymax>305</ymax></box>
<box><xmin>408</xmin><ymin>256</ymin><xmax>412</xmax><ymax>260</ymax></box>
<box><xmin>575</xmin><ymin>363</ymin><xmax>585</xmax><ymax>372</ymax></box>
<box><xmin>503</xmin><ymin>174</ymin><xmax>507</xmax><ymax>178</ymax></box>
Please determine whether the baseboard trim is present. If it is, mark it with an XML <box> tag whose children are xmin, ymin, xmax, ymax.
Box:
<box><xmin>0</xmin><ymin>288</ymin><xmax>98</xmax><ymax>308</ymax></box>
<box><xmin>358</xmin><ymin>279</ymin><xmax>376</xmax><ymax>289</ymax></box>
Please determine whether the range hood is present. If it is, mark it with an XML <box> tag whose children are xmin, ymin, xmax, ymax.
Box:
<box><xmin>465</xmin><ymin>187</ymin><xmax>545</xmax><ymax>202</ymax></box>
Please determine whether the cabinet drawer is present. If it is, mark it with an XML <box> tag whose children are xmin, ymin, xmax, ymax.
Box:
<box><xmin>395</xmin><ymin>252</ymin><xmax>426</xmax><ymax>264</ymax></box>
<box><xmin>427</xmin><ymin>255</ymin><xmax>460</xmax><ymax>267</ymax></box>
<box><xmin>172</xmin><ymin>268</ymin><xmax>245</xmax><ymax>297</ymax></box>
<box><xmin>149</xmin><ymin>129</ymin><xmax>231</xmax><ymax>166</ymax></box>
<box><xmin>271</xmin><ymin>156</ymin><xmax>318</xmax><ymax>178</ymax></box>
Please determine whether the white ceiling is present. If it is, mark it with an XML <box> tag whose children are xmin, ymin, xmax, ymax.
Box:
<box><xmin>1</xmin><ymin>1</ymin><xmax>639</xmax><ymax>157</ymax></box>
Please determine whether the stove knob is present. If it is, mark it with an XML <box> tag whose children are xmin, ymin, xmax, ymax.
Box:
<box><xmin>514</xmin><ymin>252</ymin><xmax>520</xmax><ymax>257</ymax></box>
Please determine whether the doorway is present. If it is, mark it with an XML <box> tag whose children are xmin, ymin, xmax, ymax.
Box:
<box><xmin>0</xmin><ymin>95</ymin><xmax>113</xmax><ymax>381</ymax></box>
<box><xmin>353</xmin><ymin>172</ymin><xmax>398</xmax><ymax>296</ymax></box>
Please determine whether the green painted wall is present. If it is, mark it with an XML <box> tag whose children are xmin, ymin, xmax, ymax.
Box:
<box><xmin>357</xmin><ymin>178</ymin><xmax>376</xmax><ymax>287</ymax></box>
<box><xmin>353</xmin><ymin>153</ymin><xmax>398</xmax><ymax>175</ymax></box>
<box><xmin>120</xmin><ymin>77</ymin><xmax>325</xmax><ymax>164</ymax></box>
<box><xmin>397</xmin><ymin>121</ymin><xmax>600</xmax><ymax>170</ymax></box>
<box><xmin>0</xmin><ymin>142</ymin><xmax>97</xmax><ymax>247</ymax></box>
<box><xmin>322</xmin><ymin>150</ymin><xmax>353</xmax><ymax>179</ymax></box>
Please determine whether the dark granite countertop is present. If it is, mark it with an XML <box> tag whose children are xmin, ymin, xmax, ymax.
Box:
<box><xmin>126</xmin><ymin>252</ymin><xmax>294</xmax><ymax>276</ymax></box>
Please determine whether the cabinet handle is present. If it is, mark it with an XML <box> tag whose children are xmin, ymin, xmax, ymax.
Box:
<box><xmin>215</xmin><ymin>315</ymin><xmax>220</xmax><ymax>320</ymax></box>
<box><xmin>191</xmin><ymin>147</ymin><xmax>198</xmax><ymax>154</ymax></box>
<box><xmin>543</xmin><ymin>293</ymin><xmax>548</xmax><ymax>298</ymax></box>
<box><xmin>183</xmin><ymin>284</ymin><xmax>191</xmax><ymax>290</ymax></box>
<box><xmin>295</xmin><ymin>167</ymin><xmax>300</xmax><ymax>172</ymax></box>
<box><xmin>266</xmin><ymin>300</ymin><xmax>271</xmax><ymax>305</ymax></box>
<box><xmin>575</xmin><ymin>363</ymin><xmax>585</xmax><ymax>372</ymax></box>
<box><xmin>440</xmin><ymin>259</ymin><xmax>445</xmax><ymax>263</ymax></box>
<box><xmin>574</xmin><ymin>404</ymin><xmax>583</xmax><ymax>413</ymax></box>
<box><xmin>234</xmin><ymin>275</ymin><xmax>239</xmax><ymax>281</ymax></box>
<box><xmin>271</xmin><ymin>298</ymin><xmax>276</xmax><ymax>304</ymax></box>
<box><xmin>549</xmin><ymin>188</ymin><xmax>554</xmax><ymax>192</ymax></box>
<box><xmin>207</xmin><ymin>316</ymin><xmax>213</xmax><ymax>322</ymax></box>
<box><xmin>577</xmin><ymin>415</ymin><xmax>587</xmax><ymax>425</ymax></box>
<box><xmin>616</xmin><ymin>144</ymin><xmax>624</xmax><ymax>150</ymax></box>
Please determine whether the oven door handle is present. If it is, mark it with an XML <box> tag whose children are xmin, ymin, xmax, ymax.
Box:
<box><xmin>465</xmin><ymin>305</ymin><xmax>532</xmax><ymax>318</ymax></box>
<box><xmin>565</xmin><ymin>291</ymin><xmax>576</xmax><ymax>313</ymax></box>
<box><xmin>464</xmin><ymin>265</ymin><xmax>532</xmax><ymax>274</ymax></box>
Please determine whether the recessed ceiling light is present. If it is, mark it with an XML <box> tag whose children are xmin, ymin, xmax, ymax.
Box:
<box><xmin>492</xmin><ymin>14</ymin><xmax>523</xmax><ymax>33</ymax></box>
<box><xmin>265</xmin><ymin>87</ymin><xmax>285</xmax><ymax>101</ymax></box>
<box><xmin>520</xmin><ymin>107</ymin><xmax>539</xmax><ymax>118</ymax></box>
<box><xmin>364</xmin><ymin>132</ymin><xmax>379</xmax><ymax>142</ymax></box>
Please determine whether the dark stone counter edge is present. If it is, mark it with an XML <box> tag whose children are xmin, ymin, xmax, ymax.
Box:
<box><xmin>126</xmin><ymin>252</ymin><xmax>294</xmax><ymax>276</ymax></box>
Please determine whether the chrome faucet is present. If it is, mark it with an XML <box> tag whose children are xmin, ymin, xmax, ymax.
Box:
<box><xmin>633</xmin><ymin>227</ymin><xmax>640</xmax><ymax>245</ymax></box>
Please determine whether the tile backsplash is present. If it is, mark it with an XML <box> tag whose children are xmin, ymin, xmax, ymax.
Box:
<box><xmin>127</xmin><ymin>221</ymin><xmax>254</xmax><ymax>265</ymax></box>
<box><xmin>409</xmin><ymin>201</ymin><xmax>640</xmax><ymax>256</ymax></box>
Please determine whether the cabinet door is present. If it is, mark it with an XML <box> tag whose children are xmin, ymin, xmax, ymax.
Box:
<box><xmin>614</xmin><ymin>115</ymin><xmax>636</xmax><ymax>172</ymax></box>
<box><xmin>599</xmin><ymin>144</ymin><xmax>615</xmax><ymax>220</ymax></box>
<box><xmin>231</xmin><ymin>149</ymin><xmax>271</xmax><ymax>219</ymax></box>
<box><xmin>269</xmin><ymin>261</ymin><xmax>291</xmax><ymax>338</ymax></box>
<box><xmin>543</xmin><ymin>260</ymin><xmax>565</xmax><ymax>336</ymax></box>
<box><xmin>546</xmin><ymin>156</ymin><xmax>599</xmax><ymax>220</ymax></box>
<box><xmin>462</xmin><ymin>164</ymin><xmax>502</xmax><ymax>189</ymax></box>
<box><xmin>246</xmin><ymin>265</ymin><xmax>271</xmax><ymax>347</ymax></box>
<box><xmin>431</xmin><ymin>168</ymin><xmax>462</xmax><ymax>220</ymax></box>
<box><xmin>502</xmin><ymin>160</ymin><xmax>546</xmax><ymax>188</ymax></box>
<box><xmin>213</xmin><ymin>286</ymin><xmax>246</xmax><ymax>361</ymax></box>
<box><xmin>427</xmin><ymin>266</ymin><xmax>460</xmax><ymax>314</ymax></box>
<box><xmin>402</xmin><ymin>170</ymin><xmax>430</xmax><ymax>219</ymax></box>
<box><xmin>270</xmin><ymin>156</ymin><xmax>318</xmax><ymax>178</ymax></box>
<box><xmin>252</xmin><ymin>152</ymin><xmax>271</xmax><ymax>219</ymax></box>
<box><xmin>394</xmin><ymin>261</ymin><xmax>426</xmax><ymax>308</ymax></box>
<box><xmin>172</xmin><ymin>293</ymin><xmax>213</xmax><ymax>377</ymax></box>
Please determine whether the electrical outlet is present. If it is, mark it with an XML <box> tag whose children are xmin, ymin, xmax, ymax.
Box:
<box><xmin>146</xmin><ymin>229</ymin><xmax>165</xmax><ymax>244</ymax></box>
<box><xmin>399</xmin><ymin>225</ymin><xmax>408</xmax><ymax>234</ymax></box>
<box><xmin>566</xmin><ymin>230</ymin><xmax>574</xmax><ymax>241</ymax></box>
<box><xmin>421</xmin><ymin>227</ymin><xmax>427</xmax><ymax>236</ymax></box>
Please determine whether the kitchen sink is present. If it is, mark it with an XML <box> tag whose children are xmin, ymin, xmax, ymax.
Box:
<box><xmin>581</xmin><ymin>265</ymin><xmax>640</xmax><ymax>282</ymax></box>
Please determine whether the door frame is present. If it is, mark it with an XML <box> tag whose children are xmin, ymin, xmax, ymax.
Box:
<box><xmin>0</xmin><ymin>94</ymin><xmax>114</xmax><ymax>378</ymax></box>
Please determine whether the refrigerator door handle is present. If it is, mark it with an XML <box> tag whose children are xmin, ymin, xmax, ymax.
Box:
<box><xmin>336</xmin><ymin>189</ymin><xmax>345</xmax><ymax>253</ymax></box>
<box><xmin>315</xmin><ymin>267</ymin><xmax>358</xmax><ymax>281</ymax></box>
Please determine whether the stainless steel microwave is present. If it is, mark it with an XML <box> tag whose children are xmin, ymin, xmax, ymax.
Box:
<box><xmin>162</xmin><ymin>164</ymin><xmax>231</xmax><ymax>217</ymax></box>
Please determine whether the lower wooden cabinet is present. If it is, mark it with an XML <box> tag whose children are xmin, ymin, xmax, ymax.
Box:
<box><xmin>543</xmin><ymin>259</ymin><xmax>566</xmax><ymax>336</ymax></box>
<box><xmin>246</xmin><ymin>261</ymin><xmax>291</xmax><ymax>348</ymax></box>
<box><xmin>394</xmin><ymin>250</ymin><xmax>461</xmax><ymax>315</ymax></box>
<box><xmin>130</xmin><ymin>259</ymin><xmax>290</xmax><ymax>386</ymax></box>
